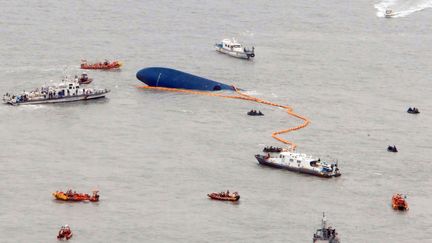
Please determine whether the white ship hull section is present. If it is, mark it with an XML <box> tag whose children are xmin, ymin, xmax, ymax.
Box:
<box><xmin>215</xmin><ymin>47</ymin><xmax>251</xmax><ymax>59</ymax></box>
<box><xmin>9</xmin><ymin>93</ymin><xmax>107</xmax><ymax>105</ymax></box>
<box><xmin>255</xmin><ymin>151</ymin><xmax>341</xmax><ymax>178</ymax></box>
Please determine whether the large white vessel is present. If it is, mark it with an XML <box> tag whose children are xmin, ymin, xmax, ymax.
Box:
<box><xmin>3</xmin><ymin>78</ymin><xmax>109</xmax><ymax>105</ymax></box>
<box><xmin>215</xmin><ymin>38</ymin><xmax>255</xmax><ymax>59</ymax></box>
<box><xmin>255</xmin><ymin>147</ymin><xmax>341</xmax><ymax>178</ymax></box>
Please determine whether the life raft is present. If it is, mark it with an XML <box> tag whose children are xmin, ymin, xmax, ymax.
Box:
<box><xmin>392</xmin><ymin>194</ymin><xmax>408</xmax><ymax>210</ymax></box>
<box><xmin>207</xmin><ymin>192</ymin><xmax>240</xmax><ymax>201</ymax></box>
<box><xmin>53</xmin><ymin>191</ymin><xmax>99</xmax><ymax>202</ymax></box>
<box><xmin>80</xmin><ymin>61</ymin><xmax>122</xmax><ymax>70</ymax></box>
<box><xmin>57</xmin><ymin>229</ymin><xmax>73</xmax><ymax>240</ymax></box>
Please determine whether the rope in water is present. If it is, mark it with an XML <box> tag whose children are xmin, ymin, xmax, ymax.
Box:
<box><xmin>139</xmin><ymin>86</ymin><xmax>310</xmax><ymax>151</ymax></box>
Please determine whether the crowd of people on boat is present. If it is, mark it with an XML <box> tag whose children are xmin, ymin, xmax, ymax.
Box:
<box><xmin>65</xmin><ymin>189</ymin><xmax>76</xmax><ymax>197</ymax></box>
<box><xmin>263</xmin><ymin>146</ymin><xmax>283</xmax><ymax>153</ymax></box>
<box><xmin>54</xmin><ymin>189</ymin><xmax>100</xmax><ymax>202</ymax></box>
<box><xmin>247</xmin><ymin>110</ymin><xmax>264</xmax><ymax>116</ymax></box>
<box><xmin>217</xmin><ymin>190</ymin><xmax>238</xmax><ymax>197</ymax></box>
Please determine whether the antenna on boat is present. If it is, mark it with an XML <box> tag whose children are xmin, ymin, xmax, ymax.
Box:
<box><xmin>322</xmin><ymin>212</ymin><xmax>327</xmax><ymax>229</ymax></box>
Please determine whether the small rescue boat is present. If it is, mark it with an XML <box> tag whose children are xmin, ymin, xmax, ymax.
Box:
<box><xmin>385</xmin><ymin>9</ymin><xmax>397</xmax><ymax>18</ymax></box>
<box><xmin>76</xmin><ymin>73</ymin><xmax>93</xmax><ymax>84</ymax></box>
<box><xmin>53</xmin><ymin>190</ymin><xmax>99</xmax><ymax>202</ymax></box>
<box><xmin>387</xmin><ymin>145</ymin><xmax>398</xmax><ymax>153</ymax></box>
<box><xmin>207</xmin><ymin>191</ymin><xmax>240</xmax><ymax>201</ymax></box>
<box><xmin>57</xmin><ymin>225</ymin><xmax>73</xmax><ymax>240</ymax></box>
<box><xmin>392</xmin><ymin>194</ymin><xmax>408</xmax><ymax>210</ymax></box>
<box><xmin>313</xmin><ymin>213</ymin><xmax>341</xmax><ymax>243</ymax></box>
<box><xmin>407</xmin><ymin>107</ymin><xmax>420</xmax><ymax>114</ymax></box>
<box><xmin>81</xmin><ymin>59</ymin><xmax>122</xmax><ymax>70</ymax></box>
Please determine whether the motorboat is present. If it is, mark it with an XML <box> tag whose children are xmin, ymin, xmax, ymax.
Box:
<box><xmin>77</xmin><ymin>73</ymin><xmax>93</xmax><ymax>84</ymax></box>
<box><xmin>392</xmin><ymin>194</ymin><xmax>408</xmax><ymax>210</ymax></box>
<box><xmin>3</xmin><ymin>78</ymin><xmax>109</xmax><ymax>105</ymax></box>
<box><xmin>81</xmin><ymin>59</ymin><xmax>122</xmax><ymax>70</ymax></box>
<box><xmin>215</xmin><ymin>38</ymin><xmax>255</xmax><ymax>59</ymax></box>
<box><xmin>255</xmin><ymin>148</ymin><xmax>341</xmax><ymax>178</ymax></box>
<box><xmin>247</xmin><ymin>110</ymin><xmax>264</xmax><ymax>116</ymax></box>
<box><xmin>207</xmin><ymin>191</ymin><xmax>240</xmax><ymax>201</ymax></box>
<box><xmin>407</xmin><ymin>107</ymin><xmax>420</xmax><ymax>114</ymax></box>
<box><xmin>313</xmin><ymin>213</ymin><xmax>341</xmax><ymax>243</ymax></box>
<box><xmin>53</xmin><ymin>190</ymin><xmax>99</xmax><ymax>202</ymax></box>
<box><xmin>385</xmin><ymin>9</ymin><xmax>397</xmax><ymax>18</ymax></box>
<box><xmin>387</xmin><ymin>145</ymin><xmax>398</xmax><ymax>153</ymax></box>
<box><xmin>57</xmin><ymin>225</ymin><xmax>73</xmax><ymax>240</ymax></box>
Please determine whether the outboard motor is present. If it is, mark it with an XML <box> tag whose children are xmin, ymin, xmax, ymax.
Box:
<box><xmin>248</xmin><ymin>47</ymin><xmax>255</xmax><ymax>58</ymax></box>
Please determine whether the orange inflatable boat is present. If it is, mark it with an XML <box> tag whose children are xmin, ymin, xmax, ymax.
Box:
<box><xmin>207</xmin><ymin>191</ymin><xmax>240</xmax><ymax>201</ymax></box>
<box><xmin>392</xmin><ymin>194</ymin><xmax>408</xmax><ymax>210</ymax></box>
<box><xmin>53</xmin><ymin>190</ymin><xmax>99</xmax><ymax>202</ymax></box>
<box><xmin>81</xmin><ymin>60</ymin><xmax>122</xmax><ymax>70</ymax></box>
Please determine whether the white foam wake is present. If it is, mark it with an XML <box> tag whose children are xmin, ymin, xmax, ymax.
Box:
<box><xmin>375</xmin><ymin>0</ymin><xmax>432</xmax><ymax>18</ymax></box>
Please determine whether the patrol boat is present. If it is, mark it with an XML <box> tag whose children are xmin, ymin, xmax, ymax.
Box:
<box><xmin>3</xmin><ymin>78</ymin><xmax>109</xmax><ymax>105</ymax></box>
<box><xmin>385</xmin><ymin>9</ymin><xmax>397</xmax><ymax>18</ymax></box>
<box><xmin>313</xmin><ymin>213</ymin><xmax>341</xmax><ymax>243</ymax></box>
<box><xmin>255</xmin><ymin>146</ymin><xmax>341</xmax><ymax>178</ymax></box>
<box><xmin>214</xmin><ymin>38</ymin><xmax>255</xmax><ymax>59</ymax></box>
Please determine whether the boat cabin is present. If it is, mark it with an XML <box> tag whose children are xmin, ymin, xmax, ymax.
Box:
<box><xmin>54</xmin><ymin>81</ymin><xmax>81</xmax><ymax>97</ymax></box>
<box><xmin>221</xmin><ymin>39</ymin><xmax>244</xmax><ymax>51</ymax></box>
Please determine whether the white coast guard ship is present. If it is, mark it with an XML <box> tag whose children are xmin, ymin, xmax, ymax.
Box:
<box><xmin>3</xmin><ymin>78</ymin><xmax>109</xmax><ymax>105</ymax></box>
<box><xmin>255</xmin><ymin>146</ymin><xmax>341</xmax><ymax>178</ymax></box>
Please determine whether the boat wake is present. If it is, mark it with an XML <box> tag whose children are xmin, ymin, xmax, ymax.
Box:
<box><xmin>375</xmin><ymin>0</ymin><xmax>432</xmax><ymax>18</ymax></box>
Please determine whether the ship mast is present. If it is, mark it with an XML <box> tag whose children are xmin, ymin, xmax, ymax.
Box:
<box><xmin>321</xmin><ymin>212</ymin><xmax>327</xmax><ymax>230</ymax></box>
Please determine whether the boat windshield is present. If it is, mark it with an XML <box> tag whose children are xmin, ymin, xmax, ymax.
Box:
<box><xmin>310</xmin><ymin>161</ymin><xmax>320</xmax><ymax>167</ymax></box>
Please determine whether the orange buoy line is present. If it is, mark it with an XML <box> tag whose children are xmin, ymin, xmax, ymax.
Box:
<box><xmin>139</xmin><ymin>85</ymin><xmax>310</xmax><ymax>151</ymax></box>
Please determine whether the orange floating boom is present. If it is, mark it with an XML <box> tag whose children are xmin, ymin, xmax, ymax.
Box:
<box><xmin>139</xmin><ymin>85</ymin><xmax>310</xmax><ymax>151</ymax></box>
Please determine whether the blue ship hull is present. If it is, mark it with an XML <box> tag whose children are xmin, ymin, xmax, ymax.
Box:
<box><xmin>136</xmin><ymin>67</ymin><xmax>235</xmax><ymax>91</ymax></box>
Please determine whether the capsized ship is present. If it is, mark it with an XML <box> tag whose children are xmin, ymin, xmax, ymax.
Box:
<box><xmin>255</xmin><ymin>146</ymin><xmax>341</xmax><ymax>178</ymax></box>
<box><xmin>136</xmin><ymin>67</ymin><xmax>235</xmax><ymax>91</ymax></box>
